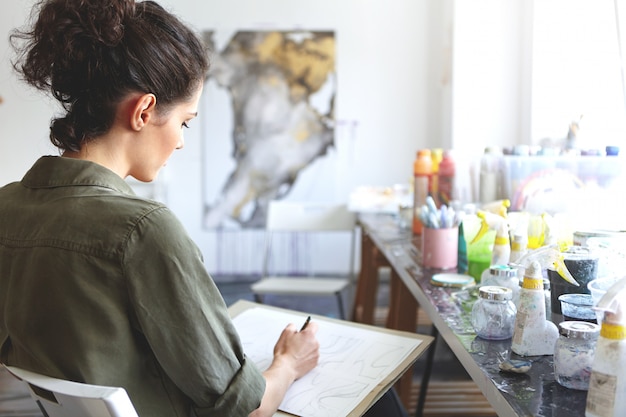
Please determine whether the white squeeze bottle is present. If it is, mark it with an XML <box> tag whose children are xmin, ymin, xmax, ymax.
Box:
<box><xmin>586</xmin><ymin>278</ymin><xmax>626</xmax><ymax>417</ymax></box>
<box><xmin>491</xmin><ymin>220</ymin><xmax>510</xmax><ymax>266</ymax></box>
<box><xmin>511</xmin><ymin>261</ymin><xmax>558</xmax><ymax>356</ymax></box>
<box><xmin>509</xmin><ymin>231</ymin><xmax>528</xmax><ymax>264</ymax></box>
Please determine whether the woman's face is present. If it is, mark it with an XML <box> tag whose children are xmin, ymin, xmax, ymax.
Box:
<box><xmin>130</xmin><ymin>83</ymin><xmax>203</xmax><ymax>182</ymax></box>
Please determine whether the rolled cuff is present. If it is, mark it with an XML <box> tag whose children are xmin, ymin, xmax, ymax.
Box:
<box><xmin>194</xmin><ymin>356</ymin><xmax>265</xmax><ymax>416</ymax></box>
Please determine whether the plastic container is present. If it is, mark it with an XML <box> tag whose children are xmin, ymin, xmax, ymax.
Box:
<box><xmin>421</xmin><ymin>226</ymin><xmax>458</xmax><ymax>270</ymax></box>
<box><xmin>559</xmin><ymin>293</ymin><xmax>597</xmax><ymax>323</ymax></box>
<box><xmin>549</xmin><ymin>248</ymin><xmax>599</xmax><ymax>315</ymax></box>
<box><xmin>584</xmin><ymin>235</ymin><xmax>626</xmax><ymax>279</ymax></box>
<box><xmin>471</xmin><ymin>286</ymin><xmax>516</xmax><ymax>340</ymax></box>
<box><xmin>502</xmin><ymin>155</ymin><xmax>623</xmax><ymax>212</ymax></box>
<box><xmin>589</xmin><ymin>277</ymin><xmax>624</xmax><ymax>307</ymax></box>
<box><xmin>554</xmin><ymin>321</ymin><xmax>600</xmax><ymax>390</ymax></box>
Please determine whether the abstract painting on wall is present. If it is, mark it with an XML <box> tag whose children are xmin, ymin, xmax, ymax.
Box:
<box><xmin>201</xmin><ymin>30</ymin><xmax>336</xmax><ymax>229</ymax></box>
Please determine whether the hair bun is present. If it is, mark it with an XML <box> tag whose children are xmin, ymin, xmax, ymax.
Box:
<box><xmin>12</xmin><ymin>0</ymin><xmax>209</xmax><ymax>152</ymax></box>
<box><xmin>70</xmin><ymin>0</ymin><xmax>135</xmax><ymax>46</ymax></box>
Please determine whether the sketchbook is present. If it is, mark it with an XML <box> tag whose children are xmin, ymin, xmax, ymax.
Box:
<box><xmin>229</xmin><ymin>300</ymin><xmax>432</xmax><ymax>417</ymax></box>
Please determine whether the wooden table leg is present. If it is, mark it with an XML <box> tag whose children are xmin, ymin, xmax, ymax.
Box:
<box><xmin>351</xmin><ymin>231</ymin><xmax>387</xmax><ymax>324</ymax></box>
<box><xmin>386</xmin><ymin>268</ymin><xmax>419</xmax><ymax>410</ymax></box>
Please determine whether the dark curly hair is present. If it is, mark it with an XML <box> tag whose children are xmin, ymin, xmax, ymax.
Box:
<box><xmin>10</xmin><ymin>0</ymin><xmax>210</xmax><ymax>152</ymax></box>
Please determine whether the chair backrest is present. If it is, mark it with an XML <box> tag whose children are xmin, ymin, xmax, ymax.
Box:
<box><xmin>266</xmin><ymin>201</ymin><xmax>356</xmax><ymax>232</ymax></box>
<box><xmin>263</xmin><ymin>201</ymin><xmax>357</xmax><ymax>277</ymax></box>
<box><xmin>3</xmin><ymin>365</ymin><xmax>139</xmax><ymax>417</ymax></box>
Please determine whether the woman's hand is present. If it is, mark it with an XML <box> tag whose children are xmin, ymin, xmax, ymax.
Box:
<box><xmin>249</xmin><ymin>320</ymin><xmax>320</xmax><ymax>417</ymax></box>
<box><xmin>272</xmin><ymin>321</ymin><xmax>320</xmax><ymax>380</ymax></box>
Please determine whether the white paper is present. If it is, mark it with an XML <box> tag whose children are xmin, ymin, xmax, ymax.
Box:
<box><xmin>233</xmin><ymin>307</ymin><xmax>422</xmax><ymax>417</ymax></box>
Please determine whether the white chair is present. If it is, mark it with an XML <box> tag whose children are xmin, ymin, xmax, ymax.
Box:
<box><xmin>250</xmin><ymin>201</ymin><xmax>357</xmax><ymax>319</ymax></box>
<box><xmin>2</xmin><ymin>364</ymin><xmax>139</xmax><ymax>417</ymax></box>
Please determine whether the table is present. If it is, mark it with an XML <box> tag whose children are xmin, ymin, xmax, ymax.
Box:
<box><xmin>352</xmin><ymin>213</ymin><xmax>589</xmax><ymax>417</ymax></box>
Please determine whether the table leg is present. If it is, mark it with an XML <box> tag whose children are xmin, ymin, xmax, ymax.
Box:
<box><xmin>387</xmin><ymin>269</ymin><xmax>418</xmax><ymax>409</ymax></box>
<box><xmin>415</xmin><ymin>325</ymin><xmax>438</xmax><ymax>417</ymax></box>
<box><xmin>351</xmin><ymin>231</ymin><xmax>387</xmax><ymax>324</ymax></box>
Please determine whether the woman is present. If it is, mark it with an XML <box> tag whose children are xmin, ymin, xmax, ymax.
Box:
<box><xmin>0</xmin><ymin>1</ymin><xmax>319</xmax><ymax>416</ymax></box>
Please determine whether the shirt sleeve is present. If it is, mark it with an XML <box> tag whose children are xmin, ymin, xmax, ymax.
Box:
<box><xmin>122</xmin><ymin>206</ymin><xmax>265</xmax><ymax>415</ymax></box>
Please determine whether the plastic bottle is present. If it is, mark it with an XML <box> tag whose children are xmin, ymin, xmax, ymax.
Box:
<box><xmin>474</xmin><ymin>210</ymin><xmax>510</xmax><ymax>266</ymax></box>
<box><xmin>481</xmin><ymin>199</ymin><xmax>510</xmax><ymax>218</ymax></box>
<box><xmin>585</xmin><ymin>278</ymin><xmax>626</xmax><ymax>417</ymax></box>
<box><xmin>464</xmin><ymin>213</ymin><xmax>496</xmax><ymax>283</ymax></box>
<box><xmin>438</xmin><ymin>150</ymin><xmax>455</xmax><ymax>207</ymax></box>
<box><xmin>479</xmin><ymin>146</ymin><xmax>503</xmax><ymax>204</ymax></box>
<box><xmin>509</xmin><ymin>232</ymin><xmax>528</xmax><ymax>264</ymax></box>
<box><xmin>413</xmin><ymin>149</ymin><xmax>432</xmax><ymax>235</ymax></box>
<box><xmin>513</xmin><ymin>244</ymin><xmax>580</xmax><ymax>288</ymax></box>
<box><xmin>492</xmin><ymin>221</ymin><xmax>511</xmax><ymax>266</ymax></box>
<box><xmin>429</xmin><ymin>148</ymin><xmax>443</xmax><ymax>206</ymax></box>
<box><xmin>511</xmin><ymin>261</ymin><xmax>559</xmax><ymax>356</ymax></box>
<box><xmin>457</xmin><ymin>221</ymin><xmax>469</xmax><ymax>274</ymax></box>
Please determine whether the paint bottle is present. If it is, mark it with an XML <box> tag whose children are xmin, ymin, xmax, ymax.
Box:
<box><xmin>491</xmin><ymin>220</ymin><xmax>511</xmax><ymax>266</ymax></box>
<box><xmin>437</xmin><ymin>150</ymin><xmax>456</xmax><ymax>207</ymax></box>
<box><xmin>457</xmin><ymin>220</ymin><xmax>469</xmax><ymax>274</ymax></box>
<box><xmin>413</xmin><ymin>149</ymin><xmax>432</xmax><ymax>235</ymax></box>
<box><xmin>479</xmin><ymin>146</ymin><xmax>503</xmax><ymax>204</ymax></box>
<box><xmin>429</xmin><ymin>148</ymin><xmax>443</xmax><ymax>206</ymax></box>
<box><xmin>511</xmin><ymin>261</ymin><xmax>559</xmax><ymax>356</ymax></box>
<box><xmin>585</xmin><ymin>278</ymin><xmax>626</xmax><ymax>417</ymax></box>
<box><xmin>509</xmin><ymin>231</ymin><xmax>528</xmax><ymax>264</ymax></box>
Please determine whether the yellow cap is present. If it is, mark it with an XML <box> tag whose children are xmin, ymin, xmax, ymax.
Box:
<box><xmin>522</xmin><ymin>277</ymin><xmax>544</xmax><ymax>290</ymax></box>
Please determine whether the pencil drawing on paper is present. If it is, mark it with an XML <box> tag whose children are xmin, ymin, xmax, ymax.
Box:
<box><xmin>233</xmin><ymin>307</ymin><xmax>422</xmax><ymax>417</ymax></box>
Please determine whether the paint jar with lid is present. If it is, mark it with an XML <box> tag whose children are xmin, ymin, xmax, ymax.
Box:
<box><xmin>471</xmin><ymin>286</ymin><xmax>516</xmax><ymax>340</ymax></box>
<box><xmin>554</xmin><ymin>321</ymin><xmax>600</xmax><ymax>390</ymax></box>
<box><xmin>480</xmin><ymin>265</ymin><xmax>520</xmax><ymax>305</ymax></box>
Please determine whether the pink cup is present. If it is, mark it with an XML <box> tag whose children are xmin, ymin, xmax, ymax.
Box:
<box><xmin>422</xmin><ymin>226</ymin><xmax>458</xmax><ymax>270</ymax></box>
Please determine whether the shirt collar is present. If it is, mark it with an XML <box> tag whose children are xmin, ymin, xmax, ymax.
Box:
<box><xmin>21</xmin><ymin>156</ymin><xmax>136</xmax><ymax>195</ymax></box>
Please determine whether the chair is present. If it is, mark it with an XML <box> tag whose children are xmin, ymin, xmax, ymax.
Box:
<box><xmin>250</xmin><ymin>201</ymin><xmax>357</xmax><ymax>319</ymax></box>
<box><xmin>2</xmin><ymin>364</ymin><xmax>139</xmax><ymax>417</ymax></box>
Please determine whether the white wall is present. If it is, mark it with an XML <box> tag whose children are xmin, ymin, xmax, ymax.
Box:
<box><xmin>452</xmin><ymin>0</ymin><xmax>532</xmax><ymax>155</ymax></box>
<box><xmin>0</xmin><ymin>0</ymin><xmax>528</xmax><ymax>276</ymax></box>
<box><xmin>0</xmin><ymin>1</ymin><xmax>59</xmax><ymax>186</ymax></box>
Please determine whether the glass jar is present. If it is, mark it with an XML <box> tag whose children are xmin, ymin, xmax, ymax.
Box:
<box><xmin>471</xmin><ymin>286</ymin><xmax>517</xmax><ymax>340</ymax></box>
<box><xmin>480</xmin><ymin>265</ymin><xmax>520</xmax><ymax>305</ymax></box>
<box><xmin>554</xmin><ymin>321</ymin><xmax>600</xmax><ymax>390</ymax></box>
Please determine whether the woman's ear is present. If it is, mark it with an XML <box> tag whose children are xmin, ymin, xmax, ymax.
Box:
<box><xmin>130</xmin><ymin>93</ymin><xmax>157</xmax><ymax>131</ymax></box>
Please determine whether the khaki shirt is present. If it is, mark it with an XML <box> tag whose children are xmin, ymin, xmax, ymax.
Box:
<box><xmin>0</xmin><ymin>156</ymin><xmax>265</xmax><ymax>416</ymax></box>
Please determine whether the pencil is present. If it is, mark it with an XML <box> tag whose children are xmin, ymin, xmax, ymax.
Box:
<box><xmin>300</xmin><ymin>316</ymin><xmax>311</xmax><ymax>331</ymax></box>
